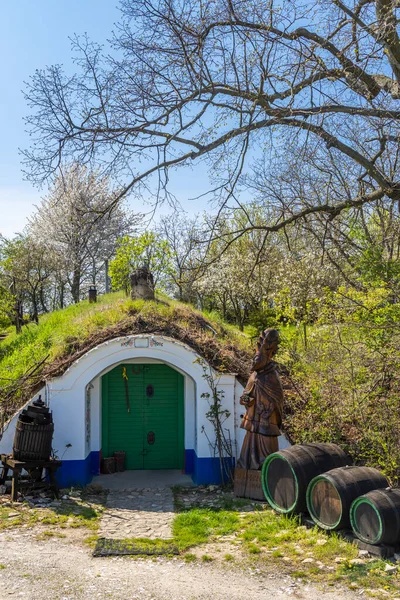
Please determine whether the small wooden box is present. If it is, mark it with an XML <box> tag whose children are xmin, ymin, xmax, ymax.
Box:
<box><xmin>234</xmin><ymin>467</ymin><xmax>266</xmax><ymax>501</ymax></box>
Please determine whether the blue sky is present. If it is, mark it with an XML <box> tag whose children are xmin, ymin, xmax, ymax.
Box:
<box><xmin>0</xmin><ymin>1</ymin><xmax>122</xmax><ymax>237</ymax></box>
<box><xmin>0</xmin><ymin>0</ymin><xmax>210</xmax><ymax>238</ymax></box>
<box><xmin>0</xmin><ymin>1</ymin><xmax>238</xmax><ymax>239</ymax></box>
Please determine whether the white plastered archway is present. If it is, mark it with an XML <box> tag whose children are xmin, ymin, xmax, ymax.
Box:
<box><xmin>44</xmin><ymin>335</ymin><xmax>237</xmax><ymax>464</ymax></box>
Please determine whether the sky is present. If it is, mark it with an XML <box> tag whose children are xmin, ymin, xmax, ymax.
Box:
<box><xmin>0</xmin><ymin>1</ymin><xmax>211</xmax><ymax>239</ymax></box>
<box><xmin>0</xmin><ymin>1</ymin><xmax>122</xmax><ymax>237</ymax></box>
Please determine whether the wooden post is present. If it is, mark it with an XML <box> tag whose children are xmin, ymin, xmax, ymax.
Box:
<box><xmin>11</xmin><ymin>467</ymin><xmax>21</xmax><ymax>502</ymax></box>
<box><xmin>105</xmin><ymin>259</ymin><xmax>110</xmax><ymax>293</ymax></box>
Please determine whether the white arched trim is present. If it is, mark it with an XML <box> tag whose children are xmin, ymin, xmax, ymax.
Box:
<box><xmin>48</xmin><ymin>334</ymin><xmax>235</xmax><ymax>393</ymax></box>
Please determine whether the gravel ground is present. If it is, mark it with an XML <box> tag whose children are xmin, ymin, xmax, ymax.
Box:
<box><xmin>0</xmin><ymin>529</ymin><xmax>359</xmax><ymax>600</ymax></box>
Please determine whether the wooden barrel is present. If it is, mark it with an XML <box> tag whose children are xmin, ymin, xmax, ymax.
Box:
<box><xmin>306</xmin><ymin>466</ymin><xmax>388</xmax><ymax>530</ymax></box>
<box><xmin>261</xmin><ymin>443</ymin><xmax>351</xmax><ymax>514</ymax></box>
<box><xmin>13</xmin><ymin>419</ymin><xmax>54</xmax><ymax>461</ymax></box>
<box><xmin>350</xmin><ymin>488</ymin><xmax>400</xmax><ymax>545</ymax></box>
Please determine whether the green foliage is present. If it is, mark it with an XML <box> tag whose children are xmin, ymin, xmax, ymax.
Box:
<box><xmin>0</xmin><ymin>286</ymin><xmax>13</xmax><ymax>330</ymax></box>
<box><xmin>109</xmin><ymin>233</ymin><xmax>172</xmax><ymax>294</ymax></box>
<box><xmin>284</xmin><ymin>282</ymin><xmax>400</xmax><ymax>483</ymax></box>
<box><xmin>0</xmin><ymin>237</ymin><xmax>20</xmax><ymax>329</ymax></box>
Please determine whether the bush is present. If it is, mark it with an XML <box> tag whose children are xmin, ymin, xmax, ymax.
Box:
<box><xmin>282</xmin><ymin>285</ymin><xmax>400</xmax><ymax>484</ymax></box>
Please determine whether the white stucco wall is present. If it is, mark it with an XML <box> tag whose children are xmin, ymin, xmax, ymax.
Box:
<box><xmin>0</xmin><ymin>336</ymin><xmax>237</xmax><ymax>462</ymax></box>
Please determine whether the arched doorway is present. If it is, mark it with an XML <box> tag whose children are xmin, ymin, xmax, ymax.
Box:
<box><xmin>101</xmin><ymin>362</ymin><xmax>184</xmax><ymax>469</ymax></box>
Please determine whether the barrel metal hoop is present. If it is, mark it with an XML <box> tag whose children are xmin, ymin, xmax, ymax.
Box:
<box><xmin>306</xmin><ymin>475</ymin><xmax>343</xmax><ymax>530</ymax></box>
<box><xmin>349</xmin><ymin>496</ymin><xmax>383</xmax><ymax>544</ymax></box>
<box><xmin>261</xmin><ymin>454</ymin><xmax>299</xmax><ymax>514</ymax></box>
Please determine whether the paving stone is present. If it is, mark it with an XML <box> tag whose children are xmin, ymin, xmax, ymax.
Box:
<box><xmin>99</xmin><ymin>487</ymin><xmax>175</xmax><ymax>540</ymax></box>
<box><xmin>384</xmin><ymin>563</ymin><xmax>398</xmax><ymax>573</ymax></box>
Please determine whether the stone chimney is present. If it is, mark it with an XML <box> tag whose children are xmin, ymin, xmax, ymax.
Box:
<box><xmin>130</xmin><ymin>265</ymin><xmax>155</xmax><ymax>300</ymax></box>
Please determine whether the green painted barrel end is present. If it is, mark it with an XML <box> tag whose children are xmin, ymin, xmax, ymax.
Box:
<box><xmin>350</xmin><ymin>496</ymin><xmax>383</xmax><ymax>545</ymax></box>
<box><xmin>306</xmin><ymin>475</ymin><xmax>343</xmax><ymax>530</ymax></box>
<box><xmin>261</xmin><ymin>452</ymin><xmax>298</xmax><ymax>514</ymax></box>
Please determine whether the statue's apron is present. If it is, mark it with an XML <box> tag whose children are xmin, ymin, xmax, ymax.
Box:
<box><xmin>237</xmin><ymin>362</ymin><xmax>283</xmax><ymax>470</ymax></box>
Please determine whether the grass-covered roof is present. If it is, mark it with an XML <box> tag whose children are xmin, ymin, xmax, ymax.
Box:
<box><xmin>0</xmin><ymin>293</ymin><xmax>253</xmax><ymax>427</ymax></box>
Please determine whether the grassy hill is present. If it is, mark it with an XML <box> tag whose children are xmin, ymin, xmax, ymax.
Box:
<box><xmin>3</xmin><ymin>291</ymin><xmax>398</xmax><ymax>484</ymax></box>
<box><xmin>0</xmin><ymin>292</ymin><xmax>253</xmax><ymax>426</ymax></box>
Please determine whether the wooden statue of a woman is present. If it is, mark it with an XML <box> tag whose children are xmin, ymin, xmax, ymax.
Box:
<box><xmin>237</xmin><ymin>328</ymin><xmax>283</xmax><ymax>471</ymax></box>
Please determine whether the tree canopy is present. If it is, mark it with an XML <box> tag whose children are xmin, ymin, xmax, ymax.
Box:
<box><xmin>23</xmin><ymin>0</ymin><xmax>400</xmax><ymax>242</ymax></box>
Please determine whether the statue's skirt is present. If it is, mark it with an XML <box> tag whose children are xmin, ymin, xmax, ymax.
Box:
<box><xmin>237</xmin><ymin>431</ymin><xmax>279</xmax><ymax>471</ymax></box>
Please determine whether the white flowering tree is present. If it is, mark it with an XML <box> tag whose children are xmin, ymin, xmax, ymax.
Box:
<box><xmin>29</xmin><ymin>164</ymin><xmax>138</xmax><ymax>303</ymax></box>
<box><xmin>194</xmin><ymin>229</ymin><xmax>281</xmax><ymax>330</ymax></box>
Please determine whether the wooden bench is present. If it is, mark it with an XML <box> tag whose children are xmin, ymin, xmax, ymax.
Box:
<box><xmin>0</xmin><ymin>454</ymin><xmax>62</xmax><ymax>501</ymax></box>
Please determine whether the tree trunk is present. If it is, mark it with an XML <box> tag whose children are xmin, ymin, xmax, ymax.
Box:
<box><xmin>59</xmin><ymin>283</ymin><xmax>65</xmax><ymax>309</ymax></box>
<box><xmin>71</xmin><ymin>268</ymin><xmax>81</xmax><ymax>303</ymax></box>
<box><xmin>39</xmin><ymin>286</ymin><xmax>48</xmax><ymax>313</ymax></box>
<box><xmin>15</xmin><ymin>297</ymin><xmax>23</xmax><ymax>334</ymax></box>
<box><xmin>31</xmin><ymin>296</ymin><xmax>39</xmax><ymax>324</ymax></box>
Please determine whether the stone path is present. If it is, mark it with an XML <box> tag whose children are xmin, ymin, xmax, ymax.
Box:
<box><xmin>99</xmin><ymin>487</ymin><xmax>175</xmax><ymax>539</ymax></box>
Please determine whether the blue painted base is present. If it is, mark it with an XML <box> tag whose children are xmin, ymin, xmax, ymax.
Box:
<box><xmin>185</xmin><ymin>449</ymin><xmax>195</xmax><ymax>475</ymax></box>
<box><xmin>56</xmin><ymin>450</ymin><xmax>233</xmax><ymax>488</ymax></box>
<box><xmin>56</xmin><ymin>451</ymin><xmax>100</xmax><ymax>488</ymax></box>
<box><xmin>185</xmin><ymin>449</ymin><xmax>235</xmax><ymax>485</ymax></box>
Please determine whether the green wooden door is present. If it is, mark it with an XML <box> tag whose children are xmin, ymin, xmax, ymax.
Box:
<box><xmin>102</xmin><ymin>363</ymin><xmax>184</xmax><ymax>469</ymax></box>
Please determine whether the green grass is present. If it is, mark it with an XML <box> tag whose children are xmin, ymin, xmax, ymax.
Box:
<box><xmin>239</xmin><ymin>510</ymin><xmax>357</xmax><ymax>560</ymax></box>
<box><xmin>335</xmin><ymin>559</ymin><xmax>400</xmax><ymax>597</ymax></box>
<box><xmin>183</xmin><ymin>553</ymin><xmax>197</xmax><ymax>562</ymax></box>
<box><xmin>35</xmin><ymin>530</ymin><xmax>67</xmax><ymax>540</ymax></box>
<box><xmin>83</xmin><ymin>534</ymin><xmax>100</xmax><ymax>548</ymax></box>
<box><xmin>172</xmin><ymin>508</ymin><xmax>240</xmax><ymax>550</ymax></box>
<box><xmin>170</xmin><ymin>502</ymin><xmax>400</xmax><ymax>598</ymax></box>
<box><xmin>0</xmin><ymin>292</ymin><xmax>125</xmax><ymax>386</ymax></box>
<box><xmin>0</xmin><ymin>497</ymin><xmax>103</xmax><ymax>532</ymax></box>
<box><xmin>201</xmin><ymin>554</ymin><xmax>214</xmax><ymax>562</ymax></box>
<box><xmin>93</xmin><ymin>537</ymin><xmax>179</xmax><ymax>556</ymax></box>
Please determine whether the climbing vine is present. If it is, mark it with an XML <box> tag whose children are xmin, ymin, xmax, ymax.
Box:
<box><xmin>196</xmin><ymin>359</ymin><xmax>234</xmax><ymax>484</ymax></box>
